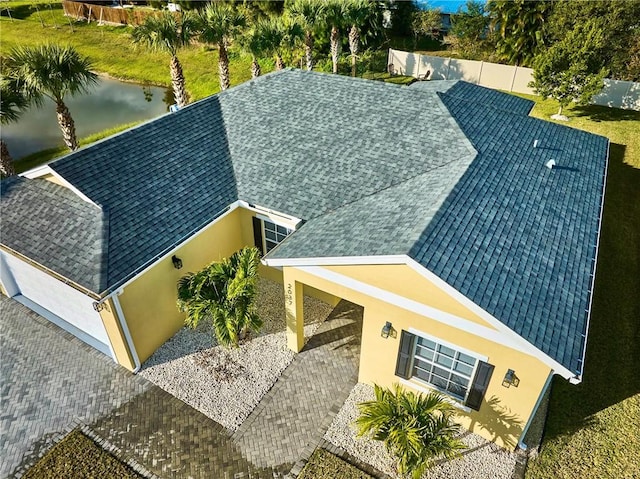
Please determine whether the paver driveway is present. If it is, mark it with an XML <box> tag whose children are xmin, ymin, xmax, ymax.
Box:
<box><xmin>0</xmin><ymin>296</ymin><xmax>150</xmax><ymax>477</ymax></box>
<box><xmin>0</xmin><ymin>295</ymin><xmax>366</xmax><ymax>478</ymax></box>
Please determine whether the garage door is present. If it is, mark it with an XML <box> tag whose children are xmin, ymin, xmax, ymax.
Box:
<box><xmin>1</xmin><ymin>251</ymin><xmax>113</xmax><ymax>358</ymax></box>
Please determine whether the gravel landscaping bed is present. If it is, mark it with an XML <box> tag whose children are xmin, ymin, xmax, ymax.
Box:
<box><xmin>140</xmin><ymin>278</ymin><xmax>334</xmax><ymax>431</ymax></box>
<box><xmin>325</xmin><ymin>383</ymin><xmax>517</xmax><ymax>479</ymax></box>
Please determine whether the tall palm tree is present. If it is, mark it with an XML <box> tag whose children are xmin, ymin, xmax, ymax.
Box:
<box><xmin>287</xmin><ymin>0</ymin><xmax>325</xmax><ymax>71</ymax></box>
<box><xmin>324</xmin><ymin>0</ymin><xmax>347</xmax><ymax>74</ymax></box>
<box><xmin>344</xmin><ymin>0</ymin><xmax>373</xmax><ymax>77</ymax></box>
<box><xmin>177</xmin><ymin>247</ymin><xmax>262</xmax><ymax>348</ymax></box>
<box><xmin>356</xmin><ymin>384</ymin><xmax>466</xmax><ymax>479</ymax></box>
<box><xmin>240</xmin><ymin>24</ymin><xmax>271</xmax><ymax>78</ymax></box>
<box><xmin>5</xmin><ymin>44</ymin><xmax>97</xmax><ymax>152</ymax></box>
<box><xmin>488</xmin><ymin>0</ymin><xmax>551</xmax><ymax>66</ymax></box>
<box><xmin>132</xmin><ymin>11</ymin><xmax>196</xmax><ymax>108</ymax></box>
<box><xmin>250</xmin><ymin>16</ymin><xmax>301</xmax><ymax>72</ymax></box>
<box><xmin>198</xmin><ymin>2</ymin><xmax>246</xmax><ymax>91</ymax></box>
<box><xmin>0</xmin><ymin>75</ymin><xmax>30</xmax><ymax>177</ymax></box>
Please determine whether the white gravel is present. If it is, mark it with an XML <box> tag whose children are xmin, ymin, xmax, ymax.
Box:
<box><xmin>139</xmin><ymin>278</ymin><xmax>334</xmax><ymax>431</ymax></box>
<box><xmin>324</xmin><ymin>383</ymin><xmax>517</xmax><ymax>479</ymax></box>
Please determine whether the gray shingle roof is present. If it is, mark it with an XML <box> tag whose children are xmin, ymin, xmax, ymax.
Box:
<box><xmin>50</xmin><ymin>97</ymin><xmax>238</xmax><ymax>290</ymax></box>
<box><xmin>1</xmin><ymin>70</ymin><xmax>607</xmax><ymax>373</ymax></box>
<box><xmin>0</xmin><ymin>177</ymin><xmax>107</xmax><ymax>292</ymax></box>
<box><xmin>409</xmin><ymin>93</ymin><xmax>608</xmax><ymax>373</ymax></box>
<box><xmin>412</xmin><ymin>80</ymin><xmax>535</xmax><ymax>116</ymax></box>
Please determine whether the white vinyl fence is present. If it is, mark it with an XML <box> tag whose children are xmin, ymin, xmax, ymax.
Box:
<box><xmin>388</xmin><ymin>49</ymin><xmax>640</xmax><ymax>111</ymax></box>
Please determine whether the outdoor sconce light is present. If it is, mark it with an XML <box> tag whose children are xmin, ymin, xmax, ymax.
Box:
<box><xmin>502</xmin><ymin>369</ymin><xmax>520</xmax><ymax>388</ymax></box>
<box><xmin>172</xmin><ymin>255</ymin><xmax>183</xmax><ymax>270</ymax></box>
<box><xmin>381</xmin><ymin>321</ymin><xmax>393</xmax><ymax>339</ymax></box>
<box><xmin>92</xmin><ymin>301</ymin><xmax>105</xmax><ymax>312</ymax></box>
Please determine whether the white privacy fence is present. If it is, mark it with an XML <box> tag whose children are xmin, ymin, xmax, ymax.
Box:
<box><xmin>388</xmin><ymin>49</ymin><xmax>640</xmax><ymax>111</ymax></box>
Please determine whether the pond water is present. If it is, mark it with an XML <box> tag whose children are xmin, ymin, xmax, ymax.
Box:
<box><xmin>3</xmin><ymin>77</ymin><xmax>173</xmax><ymax>160</ymax></box>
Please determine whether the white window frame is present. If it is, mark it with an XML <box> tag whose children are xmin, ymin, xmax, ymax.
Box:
<box><xmin>407</xmin><ymin>328</ymin><xmax>486</xmax><ymax>403</ymax></box>
<box><xmin>256</xmin><ymin>214</ymin><xmax>294</xmax><ymax>253</ymax></box>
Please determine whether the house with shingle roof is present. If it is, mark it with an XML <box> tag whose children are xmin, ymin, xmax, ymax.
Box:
<box><xmin>0</xmin><ymin>70</ymin><xmax>608</xmax><ymax>449</ymax></box>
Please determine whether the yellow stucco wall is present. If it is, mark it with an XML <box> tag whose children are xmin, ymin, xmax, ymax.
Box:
<box><xmin>41</xmin><ymin>173</ymin><xmax>66</xmax><ymax>186</ymax></box>
<box><xmin>285</xmin><ymin>265</ymin><xmax>552</xmax><ymax>449</ymax></box>
<box><xmin>98</xmin><ymin>298</ymin><xmax>135</xmax><ymax>371</ymax></box>
<box><xmin>117</xmin><ymin>206</ymin><xmax>339</xmax><ymax>365</ymax></box>
<box><xmin>325</xmin><ymin>264</ymin><xmax>494</xmax><ymax>328</ymax></box>
<box><xmin>118</xmin><ymin>208</ymin><xmax>244</xmax><ymax>363</ymax></box>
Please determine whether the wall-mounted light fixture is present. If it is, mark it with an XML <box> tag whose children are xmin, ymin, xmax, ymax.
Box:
<box><xmin>381</xmin><ymin>321</ymin><xmax>393</xmax><ymax>339</ymax></box>
<box><xmin>172</xmin><ymin>255</ymin><xmax>183</xmax><ymax>270</ymax></box>
<box><xmin>502</xmin><ymin>369</ymin><xmax>520</xmax><ymax>388</ymax></box>
<box><xmin>92</xmin><ymin>301</ymin><xmax>105</xmax><ymax>312</ymax></box>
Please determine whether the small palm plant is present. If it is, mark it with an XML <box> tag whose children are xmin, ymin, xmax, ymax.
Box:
<box><xmin>177</xmin><ymin>247</ymin><xmax>262</xmax><ymax>348</ymax></box>
<box><xmin>356</xmin><ymin>384</ymin><xmax>466</xmax><ymax>479</ymax></box>
<box><xmin>5</xmin><ymin>44</ymin><xmax>97</xmax><ymax>152</ymax></box>
<box><xmin>132</xmin><ymin>11</ymin><xmax>196</xmax><ymax>108</ymax></box>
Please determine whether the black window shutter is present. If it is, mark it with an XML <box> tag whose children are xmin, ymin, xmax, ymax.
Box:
<box><xmin>395</xmin><ymin>331</ymin><xmax>416</xmax><ymax>379</ymax></box>
<box><xmin>465</xmin><ymin>361</ymin><xmax>494</xmax><ymax>411</ymax></box>
<box><xmin>252</xmin><ymin>217</ymin><xmax>264</xmax><ymax>254</ymax></box>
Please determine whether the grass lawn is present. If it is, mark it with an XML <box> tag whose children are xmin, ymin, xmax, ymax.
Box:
<box><xmin>23</xmin><ymin>429</ymin><xmax>143</xmax><ymax>479</ymax></box>
<box><xmin>518</xmin><ymin>98</ymin><xmax>640</xmax><ymax>479</ymax></box>
<box><xmin>298</xmin><ymin>448</ymin><xmax>374</xmax><ymax>479</ymax></box>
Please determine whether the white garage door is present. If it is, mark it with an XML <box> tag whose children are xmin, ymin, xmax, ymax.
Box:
<box><xmin>1</xmin><ymin>251</ymin><xmax>113</xmax><ymax>358</ymax></box>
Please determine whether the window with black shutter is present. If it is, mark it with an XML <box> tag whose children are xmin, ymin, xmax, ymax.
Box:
<box><xmin>396</xmin><ymin>330</ymin><xmax>492</xmax><ymax>408</ymax></box>
<box><xmin>252</xmin><ymin>216</ymin><xmax>264</xmax><ymax>254</ymax></box>
<box><xmin>252</xmin><ymin>216</ymin><xmax>293</xmax><ymax>255</ymax></box>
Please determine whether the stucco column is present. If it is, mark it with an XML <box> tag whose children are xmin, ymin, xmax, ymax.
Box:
<box><xmin>284</xmin><ymin>278</ymin><xmax>304</xmax><ymax>352</ymax></box>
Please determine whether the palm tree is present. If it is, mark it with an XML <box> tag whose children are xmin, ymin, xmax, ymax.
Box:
<box><xmin>251</xmin><ymin>16</ymin><xmax>301</xmax><ymax>72</ymax></box>
<box><xmin>0</xmin><ymin>75</ymin><xmax>30</xmax><ymax>177</ymax></box>
<box><xmin>287</xmin><ymin>0</ymin><xmax>325</xmax><ymax>71</ymax></box>
<box><xmin>324</xmin><ymin>0</ymin><xmax>347</xmax><ymax>74</ymax></box>
<box><xmin>240</xmin><ymin>24</ymin><xmax>271</xmax><ymax>78</ymax></box>
<box><xmin>488</xmin><ymin>0</ymin><xmax>551</xmax><ymax>67</ymax></box>
<box><xmin>198</xmin><ymin>2</ymin><xmax>246</xmax><ymax>91</ymax></box>
<box><xmin>177</xmin><ymin>247</ymin><xmax>262</xmax><ymax>348</ymax></box>
<box><xmin>5</xmin><ymin>45</ymin><xmax>97</xmax><ymax>152</ymax></box>
<box><xmin>344</xmin><ymin>0</ymin><xmax>373</xmax><ymax>77</ymax></box>
<box><xmin>132</xmin><ymin>11</ymin><xmax>196</xmax><ymax>108</ymax></box>
<box><xmin>356</xmin><ymin>384</ymin><xmax>466</xmax><ymax>479</ymax></box>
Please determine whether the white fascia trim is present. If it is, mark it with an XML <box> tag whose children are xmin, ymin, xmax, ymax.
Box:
<box><xmin>20</xmin><ymin>165</ymin><xmax>98</xmax><ymax>207</ymax></box>
<box><xmin>20</xmin><ymin>164</ymin><xmax>54</xmax><ymax>178</ymax></box>
<box><xmin>297</xmin><ymin>265</ymin><xmax>540</xmax><ymax>355</ymax></box>
<box><xmin>102</xmin><ymin>200</ymin><xmax>242</xmax><ymax>300</ymax></box>
<box><xmin>575</xmin><ymin>140</ymin><xmax>610</xmax><ymax>383</ymax></box>
<box><xmin>404</xmin><ymin>257</ymin><xmax>575</xmax><ymax>380</ymax></box>
<box><xmin>112</xmin><ymin>293</ymin><xmax>141</xmax><ymax>373</ymax></box>
<box><xmin>237</xmin><ymin>200</ymin><xmax>302</xmax><ymax>229</ymax></box>
<box><xmin>263</xmin><ymin>255</ymin><xmax>408</xmax><ymax>268</ymax></box>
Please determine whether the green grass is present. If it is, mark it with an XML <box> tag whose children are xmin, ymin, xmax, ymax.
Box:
<box><xmin>0</xmin><ymin>1</ymin><xmax>261</xmax><ymax>101</ymax></box>
<box><xmin>14</xmin><ymin>121</ymin><xmax>140</xmax><ymax>173</ymax></box>
<box><xmin>517</xmin><ymin>98</ymin><xmax>640</xmax><ymax>479</ymax></box>
<box><xmin>23</xmin><ymin>429</ymin><xmax>143</xmax><ymax>479</ymax></box>
<box><xmin>298</xmin><ymin>448</ymin><xmax>374</xmax><ymax>479</ymax></box>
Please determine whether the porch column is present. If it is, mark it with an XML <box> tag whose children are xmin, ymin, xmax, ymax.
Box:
<box><xmin>284</xmin><ymin>278</ymin><xmax>304</xmax><ymax>352</ymax></box>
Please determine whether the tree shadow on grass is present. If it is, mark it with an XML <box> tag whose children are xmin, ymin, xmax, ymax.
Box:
<box><xmin>570</xmin><ymin>104</ymin><xmax>640</xmax><ymax>122</ymax></box>
<box><xmin>543</xmin><ymin>142</ymin><xmax>640</xmax><ymax>440</ymax></box>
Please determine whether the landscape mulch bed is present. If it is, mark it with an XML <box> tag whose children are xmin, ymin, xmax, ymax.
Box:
<box><xmin>23</xmin><ymin>429</ymin><xmax>143</xmax><ymax>479</ymax></box>
<box><xmin>298</xmin><ymin>448</ymin><xmax>374</xmax><ymax>479</ymax></box>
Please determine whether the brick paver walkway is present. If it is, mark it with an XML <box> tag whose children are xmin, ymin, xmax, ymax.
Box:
<box><xmin>0</xmin><ymin>296</ymin><xmax>150</xmax><ymax>477</ymax></box>
<box><xmin>233</xmin><ymin>300</ymin><xmax>363</xmax><ymax>471</ymax></box>
<box><xmin>1</xmin><ymin>296</ymin><xmax>363</xmax><ymax>478</ymax></box>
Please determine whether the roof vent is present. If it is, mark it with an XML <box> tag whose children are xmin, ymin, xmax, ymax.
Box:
<box><xmin>533</xmin><ymin>139</ymin><xmax>539</xmax><ymax>148</ymax></box>
<box><xmin>545</xmin><ymin>159</ymin><xmax>556</xmax><ymax>169</ymax></box>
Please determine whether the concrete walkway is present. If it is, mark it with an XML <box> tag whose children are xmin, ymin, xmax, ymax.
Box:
<box><xmin>233</xmin><ymin>300</ymin><xmax>363</xmax><ymax>471</ymax></box>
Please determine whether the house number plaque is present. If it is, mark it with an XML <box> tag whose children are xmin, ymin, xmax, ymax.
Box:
<box><xmin>286</xmin><ymin>283</ymin><xmax>293</xmax><ymax>306</ymax></box>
